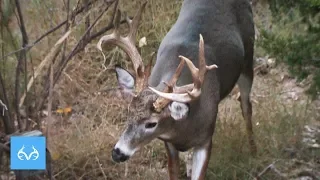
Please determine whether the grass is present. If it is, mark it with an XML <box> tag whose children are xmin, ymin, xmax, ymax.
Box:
<box><xmin>208</xmin><ymin>74</ymin><xmax>315</xmax><ymax>179</ymax></box>
<box><xmin>1</xmin><ymin>0</ymin><xmax>319</xmax><ymax>179</ymax></box>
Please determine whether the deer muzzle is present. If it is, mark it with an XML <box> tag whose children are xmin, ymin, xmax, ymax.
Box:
<box><xmin>111</xmin><ymin>147</ymin><xmax>130</xmax><ymax>163</ymax></box>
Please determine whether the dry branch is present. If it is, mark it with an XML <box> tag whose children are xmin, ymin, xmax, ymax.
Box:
<box><xmin>0</xmin><ymin>0</ymin><xmax>100</xmax><ymax>61</ymax></box>
<box><xmin>34</xmin><ymin>0</ymin><xmax>119</xmax><ymax>125</ymax></box>
<box><xmin>45</xmin><ymin>1</ymin><xmax>117</xmax><ymax>95</ymax></box>
<box><xmin>0</xmin><ymin>100</ymin><xmax>8</xmax><ymax>113</ymax></box>
<box><xmin>53</xmin><ymin>4</ymin><xmax>111</xmax><ymax>83</ymax></box>
<box><xmin>254</xmin><ymin>160</ymin><xmax>287</xmax><ymax>180</ymax></box>
<box><xmin>0</xmin><ymin>71</ymin><xmax>14</xmax><ymax>134</ymax></box>
<box><xmin>19</xmin><ymin>30</ymin><xmax>72</xmax><ymax>108</ymax></box>
<box><xmin>84</xmin><ymin>0</ymin><xmax>91</xmax><ymax>39</ymax></box>
<box><xmin>0</xmin><ymin>12</ymin><xmax>14</xmax><ymax>134</ymax></box>
<box><xmin>14</xmin><ymin>0</ymin><xmax>29</xmax><ymax>131</ymax></box>
<box><xmin>61</xmin><ymin>0</ymin><xmax>71</xmax><ymax>65</ymax></box>
<box><xmin>46</xmin><ymin>64</ymin><xmax>54</xmax><ymax>139</ymax></box>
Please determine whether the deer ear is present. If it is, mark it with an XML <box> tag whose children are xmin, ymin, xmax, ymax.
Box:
<box><xmin>168</xmin><ymin>102</ymin><xmax>189</xmax><ymax>120</ymax></box>
<box><xmin>115</xmin><ymin>66</ymin><xmax>135</xmax><ymax>91</ymax></box>
<box><xmin>114</xmin><ymin>66</ymin><xmax>136</xmax><ymax>101</ymax></box>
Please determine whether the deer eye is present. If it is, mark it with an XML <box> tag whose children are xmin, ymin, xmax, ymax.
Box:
<box><xmin>145</xmin><ymin>122</ymin><xmax>157</xmax><ymax>129</ymax></box>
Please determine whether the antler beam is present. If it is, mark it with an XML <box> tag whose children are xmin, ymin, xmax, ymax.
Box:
<box><xmin>97</xmin><ymin>2</ymin><xmax>148</xmax><ymax>93</ymax></box>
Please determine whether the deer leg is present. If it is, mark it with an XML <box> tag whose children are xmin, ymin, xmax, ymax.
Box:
<box><xmin>191</xmin><ymin>139</ymin><xmax>212</xmax><ymax>180</ymax></box>
<box><xmin>181</xmin><ymin>150</ymin><xmax>193</xmax><ymax>179</ymax></box>
<box><xmin>164</xmin><ymin>142</ymin><xmax>180</xmax><ymax>180</ymax></box>
<box><xmin>237</xmin><ymin>72</ymin><xmax>257</xmax><ymax>155</ymax></box>
<box><xmin>185</xmin><ymin>151</ymin><xmax>193</xmax><ymax>179</ymax></box>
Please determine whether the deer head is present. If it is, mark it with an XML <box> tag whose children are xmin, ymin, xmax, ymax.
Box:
<box><xmin>97</xmin><ymin>3</ymin><xmax>217</xmax><ymax>163</ymax></box>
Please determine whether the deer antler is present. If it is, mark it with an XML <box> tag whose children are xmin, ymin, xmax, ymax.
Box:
<box><xmin>97</xmin><ymin>2</ymin><xmax>149</xmax><ymax>94</ymax></box>
<box><xmin>149</xmin><ymin>34</ymin><xmax>218</xmax><ymax>112</ymax></box>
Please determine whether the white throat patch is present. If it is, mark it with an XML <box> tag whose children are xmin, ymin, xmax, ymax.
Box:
<box><xmin>169</xmin><ymin>102</ymin><xmax>189</xmax><ymax>120</ymax></box>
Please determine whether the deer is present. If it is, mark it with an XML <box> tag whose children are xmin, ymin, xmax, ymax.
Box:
<box><xmin>97</xmin><ymin>0</ymin><xmax>256</xmax><ymax>179</ymax></box>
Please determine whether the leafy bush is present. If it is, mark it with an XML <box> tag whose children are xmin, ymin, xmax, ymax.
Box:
<box><xmin>258</xmin><ymin>0</ymin><xmax>320</xmax><ymax>98</ymax></box>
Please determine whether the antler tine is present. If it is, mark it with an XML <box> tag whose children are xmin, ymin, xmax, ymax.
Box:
<box><xmin>198</xmin><ymin>34</ymin><xmax>206</xmax><ymax>83</ymax></box>
<box><xmin>97</xmin><ymin>2</ymin><xmax>148</xmax><ymax>93</ymax></box>
<box><xmin>179</xmin><ymin>56</ymin><xmax>201</xmax><ymax>89</ymax></box>
<box><xmin>164</xmin><ymin>58</ymin><xmax>186</xmax><ymax>92</ymax></box>
<box><xmin>143</xmin><ymin>52</ymin><xmax>155</xmax><ymax>88</ymax></box>
<box><xmin>151</xmin><ymin>59</ymin><xmax>186</xmax><ymax>112</ymax></box>
<box><xmin>149</xmin><ymin>34</ymin><xmax>218</xmax><ymax>106</ymax></box>
<box><xmin>127</xmin><ymin>2</ymin><xmax>147</xmax><ymax>43</ymax></box>
<box><xmin>198</xmin><ymin>34</ymin><xmax>218</xmax><ymax>83</ymax></box>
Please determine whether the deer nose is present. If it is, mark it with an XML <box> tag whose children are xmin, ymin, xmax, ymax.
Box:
<box><xmin>112</xmin><ymin>148</ymin><xmax>129</xmax><ymax>163</ymax></box>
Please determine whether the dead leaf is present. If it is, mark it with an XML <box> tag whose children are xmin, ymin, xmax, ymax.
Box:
<box><xmin>56</xmin><ymin>106</ymin><xmax>72</xmax><ymax>116</ymax></box>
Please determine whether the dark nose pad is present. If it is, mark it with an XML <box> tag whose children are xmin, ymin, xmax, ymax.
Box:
<box><xmin>111</xmin><ymin>148</ymin><xmax>129</xmax><ymax>163</ymax></box>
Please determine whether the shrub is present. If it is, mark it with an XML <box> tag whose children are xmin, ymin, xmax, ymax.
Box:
<box><xmin>258</xmin><ymin>0</ymin><xmax>320</xmax><ymax>98</ymax></box>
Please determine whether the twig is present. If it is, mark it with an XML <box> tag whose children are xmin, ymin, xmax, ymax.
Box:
<box><xmin>86</xmin><ymin>0</ymin><xmax>122</xmax><ymax>41</ymax></box>
<box><xmin>254</xmin><ymin>160</ymin><xmax>287</xmax><ymax>180</ymax></box>
<box><xmin>95</xmin><ymin>156</ymin><xmax>107</xmax><ymax>179</ymax></box>
<box><xmin>36</xmin><ymin>1</ymin><xmax>122</xmax><ymax>115</ymax></box>
<box><xmin>46</xmin><ymin>64</ymin><xmax>54</xmax><ymax>138</ymax></box>
<box><xmin>84</xmin><ymin>0</ymin><xmax>91</xmax><ymax>39</ymax></box>
<box><xmin>14</xmin><ymin>0</ymin><xmax>29</xmax><ymax>131</ymax></box>
<box><xmin>98</xmin><ymin>86</ymin><xmax>121</xmax><ymax>92</ymax></box>
<box><xmin>0</xmin><ymin>14</ymin><xmax>14</xmax><ymax>134</ymax></box>
<box><xmin>0</xmin><ymin>100</ymin><xmax>8</xmax><ymax>116</ymax></box>
<box><xmin>14</xmin><ymin>0</ymin><xmax>29</xmax><ymax>45</ymax></box>
<box><xmin>75</xmin><ymin>18</ymin><xmax>127</xmax><ymax>51</ymax></box>
<box><xmin>60</xmin><ymin>0</ymin><xmax>71</xmax><ymax>64</ymax></box>
<box><xmin>50</xmin><ymin>3</ymin><xmax>105</xmax><ymax>85</ymax></box>
<box><xmin>124</xmin><ymin>162</ymin><xmax>128</xmax><ymax>177</ymax></box>
<box><xmin>0</xmin><ymin>100</ymin><xmax>8</xmax><ymax>109</ymax></box>
<box><xmin>255</xmin><ymin>162</ymin><xmax>276</xmax><ymax>179</ymax></box>
<box><xmin>0</xmin><ymin>0</ymin><xmax>99</xmax><ymax>61</ymax></box>
<box><xmin>19</xmin><ymin>30</ymin><xmax>72</xmax><ymax>107</ymax></box>
<box><xmin>52</xmin><ymin>161</ymin><xmax>78</xmax><ymax>178</ymax></box>
<box><xmin>53</xmin><ymin>2</ymin><xmax>114</xmax><ymax>86</ymax></box>
<box><xmin>0</xmin><ymin>74</ymin><xmax>14</xmax><ymax>134</ymax></box>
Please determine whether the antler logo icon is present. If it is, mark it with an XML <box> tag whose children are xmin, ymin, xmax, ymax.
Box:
<box><xmin>17</xmin><ymin>145</ymin><xmax>40</xmax><ymax>160</ymax></box>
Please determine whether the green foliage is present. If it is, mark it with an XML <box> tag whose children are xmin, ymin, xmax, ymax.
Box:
<box><xmin>268</xmin><ymin>0</ymin><xmax>320</xmax><ymax>17</ymax></box>
<box><xmin>259</xmin><ymin>0</ymin><xmax>320</xmax><ymax>98</ymax></box>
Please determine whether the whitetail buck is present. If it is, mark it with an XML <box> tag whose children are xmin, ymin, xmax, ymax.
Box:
<box><xmin>97</xmin><ymin>0</ymin><xmax>256</xmax><ymax>179</ymax></box>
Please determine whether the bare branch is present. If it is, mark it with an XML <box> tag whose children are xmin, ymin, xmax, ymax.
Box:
<box><xmin>19</xmin><ymin>30</ymin><xmax>72</xmax><ymax>107</ymax></box>
<box><xmin>61</xmin><ymin>0</ymin><xmax>71</xmax><ymax>63</ymax></box>
<box><xmin>0</xmin><ymin>0</ymin><xmax>100</xmax><ymax>61</ymax></box>
<box><xmin>46</xmin><ymin>64</ymin><xmax>54</xmax><ymax>138</ymax></box>
<box><xmin>14</xmin><ymin>0</ymin><xmax>28</xmax><ymax>45</ymax></box>
<box><xmin>254</xmin><ymin>160</ymin><xmax>287</xmax><ymax>180</ymax></box>
<box><xmin>85</xmin><ymin>0</ymin><xmax>91</xmax><ymax>39</ymax></box>
<box><xmin>35</xmin><ymin>1</ymin><xmax>117</xmax><ymax>116</ymax></box>
<box><xmin>54</xmin><ymin>2</ymin><xmax>115</xmax><ymax>85</ymax></box>
<box><xmin>14</xmin><ymin>0</ymin><xmax>29</xmax><ymax>131</ymax></box>
<box><xmin>0</xmin><ymin>100</ymin><xmax>8</xmax><ymax>110</ymax></box>
<box><xmin>0</xmin><ymin>21</ymin><xmax>14</xmax><ymax>134</ymax></box>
